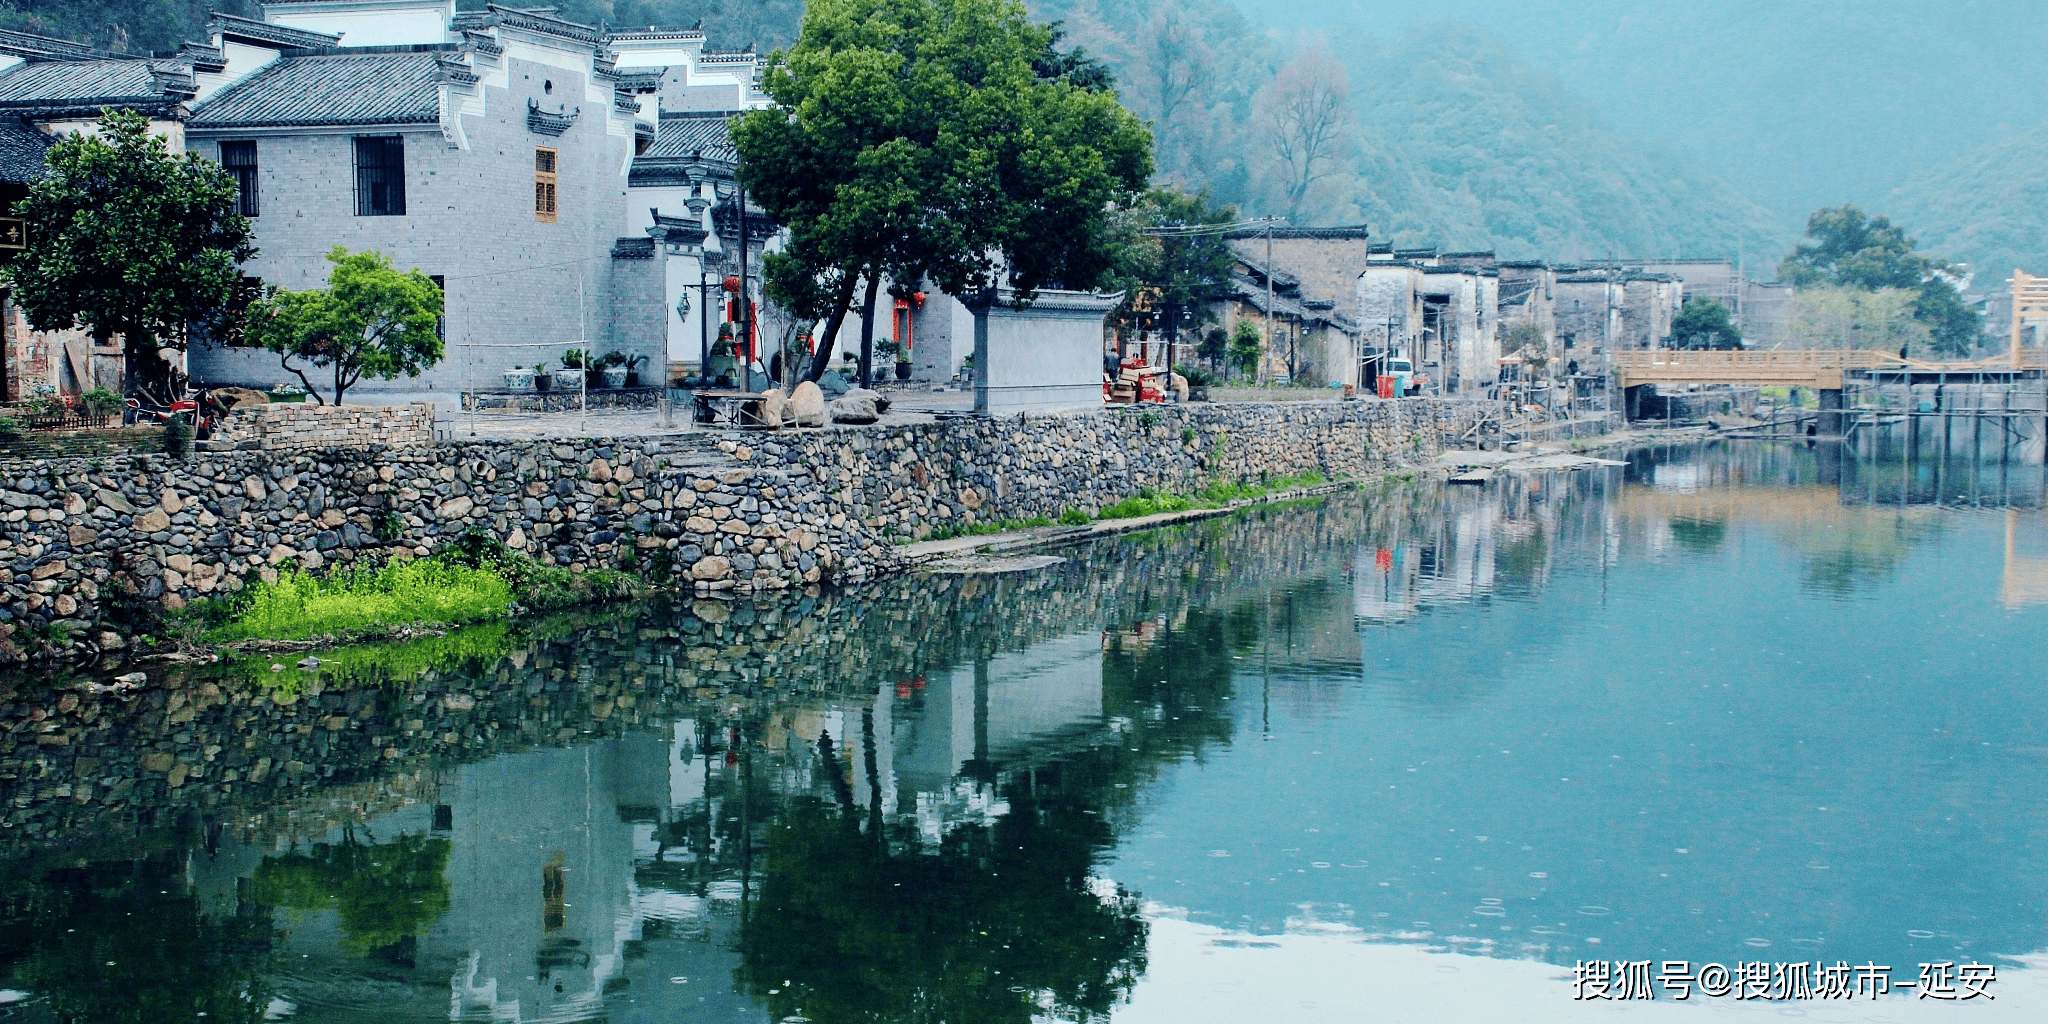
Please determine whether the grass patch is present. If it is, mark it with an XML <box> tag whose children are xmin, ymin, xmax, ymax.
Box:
<box><xmin>198</xmin><ymin>528</ymin><xmax>643</xmax><ymax>644</ymax></box>
<box><xmin>1095</xmin><ymin>472</ymin><xmax>1332</xmax><ymax>520</ymax></box>
<box><xmin>207</xmin><ymin>559</ymin><xmax>512</xmax><ymax>642</ymax></box>
<box><xmin>920</xmin><ymin>515</ymin><xmax>1057</xmax><ymax>543</ymax></box>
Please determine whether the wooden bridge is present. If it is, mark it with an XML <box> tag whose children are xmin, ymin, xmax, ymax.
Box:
<box><xmin>1612</xmin><ymin>348</ymin><xmax>2048</xmax><ymax>390</ymax></box>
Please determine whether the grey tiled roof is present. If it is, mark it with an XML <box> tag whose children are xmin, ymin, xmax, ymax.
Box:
<box><xmin>1222</xmin><ymin>224</ymin><xmax>1370</xmax><ymax>241</ymax></box>
<box><xmin>0</xmin><ymin>28</ymin><xmax>105</xmax><ymax>61</ymax></box>
<box><xmin>643</xmin><ymin>112</ymin><xmax>737</xmax><ymax>162</ymax></box>
<box><xmin>0</xmin><ymin>119</ymin><xmax>52</xmax><ymax>184</ymax></box>
<box><xmin>190</xmin><ymin>52</ymin><xmax>443</xmax><ymax>129</ymax></box>
<box><xmin>0</xmin><ymin>59</ymin><xmax>173</xmax><ymax>108</ymax></box>
<box><xmin>205</xmin><ymin>13</ymin><xmax>340</xmax><ymax>50</ymax></box>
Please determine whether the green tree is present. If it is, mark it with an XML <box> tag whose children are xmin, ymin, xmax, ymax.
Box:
<box><xmin>1668</xmin><ymin>296</ymin><xmax>1743</xmax><ymax>350</ymax></box>
<box><xmin>1228</xmin><ymin>319</ymin><xmax>1263</xmax><ymax>379</ymax></box>
<box><xmin>1779</xmin><ymin>204</ymin><xmax>1981</xmax><ymax>357</ymax></box>
<box><xmin>734</xmin><ymin>0</ymin><xmax>1154</xmax><ymax>382</ymax></box>
<box><xmin>1105</xmin><ymin>186</ymin><xmax>1239</xmax><ymax>357</ymax></box>
<box><xmin>6</xmin><ymin>108</ymin><xmax>255</xmax><ymax>402</ymax></box>
<box><xmin>245</xmin><ymin>247</ymin><xmax>444</xmax><ymax>405</ymax></box>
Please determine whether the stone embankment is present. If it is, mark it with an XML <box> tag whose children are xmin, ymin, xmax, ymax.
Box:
<box><xmin>0</xmin><ymin>495</ymin><xmax>1401</xmax><ymax>864</ymax></box>
<box><xmin>0</xmin><ymin>398</ymin><xmax>1493</xmax><ymax>659</ymax></box>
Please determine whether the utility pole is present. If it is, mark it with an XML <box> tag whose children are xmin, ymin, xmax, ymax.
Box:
<box><xmin>1264</xmin><ymin>217</ymin><xmax>1275</xmax><ymax>386</ymax></box>
<box><xmin>735</xmin><ymin>181</ymin><xmax>753</xmax><ymax>394</ymax></box>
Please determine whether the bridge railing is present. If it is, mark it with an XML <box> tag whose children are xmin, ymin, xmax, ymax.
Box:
<box><xmin>1611</xmin><ymin>348</ymin><xmax>2048</xmax><ymax>376</ymax></box>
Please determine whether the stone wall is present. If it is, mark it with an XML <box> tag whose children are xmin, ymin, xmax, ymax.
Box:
<box><xmin>0</xmin><ymin>398</ymin><xmax>1493</xmax><ymax>659</ymax></box>
<box><xmin>205</xmin><ymin>401</ymin><xmax>437</xmax><ymax>451</ymax></box>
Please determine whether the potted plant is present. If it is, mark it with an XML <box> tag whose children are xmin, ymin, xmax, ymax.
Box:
<box><xmin>623</xmin><ymin>353</ymin><xmax>649</xmax><ymax>388</ymax></box>
<box><xmin>562</xmin><ymin>348</ymin><xmax>597</xmax><ymax>390</ymax></box>
<box><xmin>532</xmin><ymin>363</ymin><xmax>552</xmax><ymax>392</ymax></box>
<box><xmin>502</xmin><ymin>365</ymin><xmax>535</xmax><ymax>390</ymax></box>
<box><xmin>601</xmin><ymin>350</ymin><xmax>630</xmax><ymax>389</ymax></box>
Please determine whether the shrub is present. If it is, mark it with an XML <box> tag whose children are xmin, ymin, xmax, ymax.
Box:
<box><xmin>1059</xmin><ymin>508</ymin><xmax>1091</xmax><ymax>526</ymax></box>
<box><xmin>163</xmin><ymin>416</ymin><xmax>192</xmax><ymax>459</ymax></box>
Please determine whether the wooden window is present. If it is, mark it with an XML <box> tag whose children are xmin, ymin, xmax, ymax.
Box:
<box><xmin>354</xmin><ymin>136</ymin><xmax>406</xmax><ymax>216</ymax></box>
<box><xmin>220</xmin><ymin>140</ymin><xmax>258</xmax><ymax>217</ymax></box>
<box><xmin>534</xmin><ymin>147</ymin><xmax>557</xmax><ymax>223</ymax></box>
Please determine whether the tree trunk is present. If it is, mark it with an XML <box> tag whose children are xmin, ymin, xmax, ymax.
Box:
<box><xmin>856</xmin><ymin>275</ymin><xmax>880</xmax><ymax>388</ymax></box>
<box><xmin>278</xmin><ymin>353</ymin><xmax>325</xmax><ymax>405</ymax></box>
<box><xmin>801</xmin><ymin>269</ymin><xmax>866</xmax><ymax>383</ymax></box>
<box><xmin>120</xmin><ymin>328</ymin><xmax>176</xmax><ymax>404</ymax></box>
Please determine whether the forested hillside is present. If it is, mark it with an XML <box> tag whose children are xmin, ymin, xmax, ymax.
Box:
<box><xmin>1042</xmin><ymin>0</ymin><xmax>1784</xmax><ymax>261</ymax></box>
<box><xmin>1235</xmin><ymin>0</ymin><xmax>2048</xmax><ymax>234</ymax></box>
<box><xmin>1887</xmin><ymin>120</ymin><xmax>2048</xmax><ymax>284</ymax></box>
<box><xmin>2</xmin><ymin>0</ymin><xmax>1805</xmax><ymax>264</ymax></box>
<box><xmin>0</xmin><ymin>1</ymin><xmax>255</xmax><ymax>54</ymax></box>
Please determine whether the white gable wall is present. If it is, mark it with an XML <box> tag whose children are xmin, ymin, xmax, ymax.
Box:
<box><xmin>264</xmin><ymin>0</ymin><xmax>453</xmax><ymax>46</ymax></box>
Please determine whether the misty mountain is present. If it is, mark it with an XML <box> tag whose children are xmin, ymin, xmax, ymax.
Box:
<box><xmin>1234</xmin><ymin>0</ymin><xmax>2048</xmax><ymax>233</ymax></box>
<box><xmin>1887</xmin><ymin>119</ymin><xmax>2048</xmax><ymax>285</ymax></box>
<box><xmin>1340</xmin><ymin>23</ymin><xmax>1785</xmax><ymax>262</ymax></box>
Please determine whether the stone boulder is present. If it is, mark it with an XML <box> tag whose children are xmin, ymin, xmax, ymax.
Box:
<box><xmin>789</xmin><ymin>381</ymin><xmax>827</xmax><ymax>427</ymax></box>
<box><xmin>829</xmin><ymin>394</ymin><xmax>880</xmax><ymax>424</ymax></box>
<box><xmin>757</xmin><ymin>388</ymin><xmax>787</xmax><ymax>430</ymax></box>
<box><xmin>844</xmin><ymin>387</ymin><xmax>890</xmax><ymax>413</ymax></box>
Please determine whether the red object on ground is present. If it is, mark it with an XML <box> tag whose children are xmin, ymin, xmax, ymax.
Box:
<box><xmin>1377</xmin><ymin>375</ymin><xmax>1396</xmax><ymax>399</ymax></box>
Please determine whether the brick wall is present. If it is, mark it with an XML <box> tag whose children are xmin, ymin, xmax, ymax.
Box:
<box><xmin>207</xmin><ymin>402</ymin><xmax>436</xmax><ymax>451</ymax></box>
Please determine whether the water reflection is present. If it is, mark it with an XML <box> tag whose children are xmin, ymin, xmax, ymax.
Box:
<box><xmin>0</xmin><ymin>440</ymin><xmax>2043</xmax><ymax>1021</ymax></box>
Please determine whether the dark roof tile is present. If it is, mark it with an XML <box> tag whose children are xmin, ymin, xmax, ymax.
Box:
<box><xmin>642</xmin><ymin>112</ymin><xmax>736</xmax><ymax>162</ymax></box>
<box><xmin>190</xmin><ymin>52</ymin><xmax>442</xmax><ymax>129</ymax></box>
<box><xmin>0</xmin><ymin>118</ymin><xmax>52</xmax><ymax>184</ymax></box>
<box><xmin>0</xmin><ymin>59</ymin><xmax>171</xmax><ymax>107</ymax></box>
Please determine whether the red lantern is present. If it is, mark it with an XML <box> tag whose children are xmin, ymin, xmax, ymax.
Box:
<box><xmin>911</xmin><ymin>291</ymin><xmax>928</xmax><ymax>309</ymax></box>
<box><xmin>721</xmin><ymin>275</ymin><xmax>742</xmax><ymax>293</ymax></box>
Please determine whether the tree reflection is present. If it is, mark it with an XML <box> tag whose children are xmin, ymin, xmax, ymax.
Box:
<box><xmin>0</xmin><ymin>856</ymin><xmax>278</xmax><ymax>1023</ymax></box>
<box><xmin>739</xmin><ymin>757</ymin><xmax>1147</xmax><ymax>1023</ymax></box>
<box><xmin>253</xmin><ymin>827</ymin><xmax>453</xmax><ymax>956</ymax></box>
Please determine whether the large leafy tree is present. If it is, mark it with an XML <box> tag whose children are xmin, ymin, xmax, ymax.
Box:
<box><xmin>1778</xmin><ymin>204</ymin><xmax>1981</xmax><ymax>356</ymax></box>
<box><xmin>1668</xmin><ymin>296</ymin><xmax>1742</xmax><ymax>350</ymax></box>
<box><xmin>733</xmin><ymin>0</ymin><xmax>1154</xmax><ymax>382</ymax></box>
<box><xmin>244</xmin><ymin>247</ymin><xmax>444</xmax><ymax>405</ymax></box>
<box><xmin>7</xmin><ymin>108</ymin><xmax>256</xmax><ymax>402</ymax></box>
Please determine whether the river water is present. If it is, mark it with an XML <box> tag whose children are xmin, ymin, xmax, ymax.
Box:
<box><xmin>1</xmin><ymin>439</ymin><xmax>2044</xmax><ymax>1022</ymax></box>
